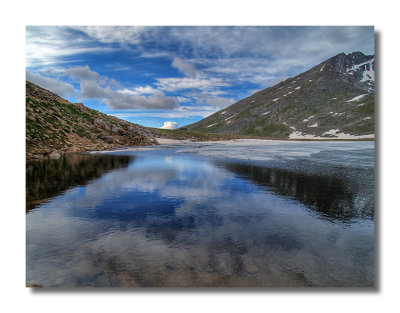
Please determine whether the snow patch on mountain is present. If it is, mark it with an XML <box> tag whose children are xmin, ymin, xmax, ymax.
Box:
<box><xmin>323</xmin><ymin>129</ymin><xmax>340</xmax><ymax>136</ymax></box>
<box><xmin>347</xmin><ymin>94</ymin><xmax>368</xmax><ymax>102</ymax></box>
<box><xmin>290</xmin><ymin>129</ymin><xmax>374</xmax><ymax>140</ymax></box>
<box><xmin>361</xmin><ymin>67</ymin><xmax>374</xmax><ymax>83</ymax></box>
<box><xmin>303</xmin><ymin>115</ymin><xmax>314</xmax><ymax>122</ymax></box>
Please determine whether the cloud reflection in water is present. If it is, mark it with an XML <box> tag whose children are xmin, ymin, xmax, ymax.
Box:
<box><xmin>26</xmin><ymin>150</ymin><xmax>374</xmax><ymax>287</ymax></box>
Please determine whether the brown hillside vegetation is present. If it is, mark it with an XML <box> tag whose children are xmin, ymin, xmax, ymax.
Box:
<box><xmin>26</xmin><ymin>81</ymin><xmax>157</xmax><ymax>159</ymax></box>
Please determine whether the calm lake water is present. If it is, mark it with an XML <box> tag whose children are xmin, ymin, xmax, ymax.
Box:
<box><xmin>26</xmin><ymin>140</ymin><xmax>375</xmax><ymax>287</ymax></box>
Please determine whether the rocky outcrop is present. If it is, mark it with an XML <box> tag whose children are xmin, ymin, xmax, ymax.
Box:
<box><xmin>26</xmin><ymin>81</ymin><xmax>157</xmax><ymax>159</ymax></box>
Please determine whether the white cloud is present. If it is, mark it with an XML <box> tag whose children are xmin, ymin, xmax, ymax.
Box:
<box><xmin>64</xmin><ymin>65</ymin><xmax>99</xmax><ymax>81</ymax></box>
<box><xmin>185</xmin><ymin>90</ymin><xmax>236</xmax><ymax>109</ymax></box>
<box><xmin>26</xmin><ymin>70</ymin><xmax>74</xmax><ymax>96</ymax></box>
<box><xmin>177</xmin><ymin>96</ymin><xmax>190</xmax><ymax>102</ymax></box>
<box><xmin>79</xmin><ymin>79</ymin><xmax>108</xmax><ymax>99</ymax></box>
<box><xmin>27</xmin><ymin>26</ymin><xmax>374</xmax><ymax>93</ymax></box>
<box><xmin>51</xmin><ymin>65</ymin><xmax>180</xmax><ymax>110</ymax></box>
<box><xmin>25</xmin><ymin>26</ymin><xmax>375</xmax><ymax>123</ymax></box>
<box><xmin>120</xmin><ymin>86</ymin><xmax>158</xmax><ymax>96</ymax></box>
<box><xmin>26</xmin><ymin>27</ymin><xmax>115</xmax><ymax>68</ymax></box>
<box><xmin>159</xmin><ymin>121</ymin><xmax>179</xmax><ymax>130</ymax></box>
<box><xmin>202</xmin><ymin>58</ymin><xmax>301</xmax><ymax>87</ymax></box>
<box><xmin>205</xmin><ymin>97</ymin><xmax>235</xmax><ymax>108</ymax></box>
<box><xmin>172</xmin><ymin>57</ymin><xmax>197</xmax><ymax>78</ymax></box>
<box><xmin>72</xmin><ymin>26</ymin><xmax>147</xmax><ymax>45</ymax></box>
<box><xmin>76</xmin><ymin>80</ymin><xmax>178</xmax><ymax>110</ymax></box>
<box><xmin>105</xmin><ymin>26</ymin><xmax>372</xmax><ymax>62</ymax></box>
<box><xmin>103</xmin><ymin>91</ymin><xmax>178</xmax><ymax>110</ymax></box>
<box><xmin>156</xmin><ymin>77</ymin><xmax>229</xmax><ymax>92</ymax></box>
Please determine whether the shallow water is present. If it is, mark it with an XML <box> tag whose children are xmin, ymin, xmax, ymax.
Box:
<box><xmin>26</xmin><ymin>141</ymin><xmax>375</xmax><ymax>287</ymax></box>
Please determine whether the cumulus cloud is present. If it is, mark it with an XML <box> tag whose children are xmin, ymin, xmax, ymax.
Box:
<box><xmin>76</xmin><ymin>80</ymin><xmax>178</xmax><ymax>110</ymax></box>
<box><xmin>26</xmin><ymin>66</ymin><xmax>180</xmax><ymax>111</ymax></box>
<box><xmin>120</xmin><ymin>86</ymin><xmax>158</xmax><ymax>95</ymax></box>
<box><xmin>26</xmin><ymin>70</ymin><xmax>74</xmax><ymax>96</ymax></box>
<box><xmin>159</xmin><ymin>121</ymin><xmax>179</xmax><ymax>130</ymax></box>
<box><xmin>172</xmin><ymin>57</ymin><xmax>197</xmax><ymax>78</ymax></box>
<box><xmin>64</xmin><ymin>65</ymin><xmax>99</xmax><ymax>81</ymax></box>
<box><xmin>79</xmin><ymin>79</ymin><xmax>108</xmax><ymax>99</ymax></box>
<box><xmin>104</xmin><ymin>91</ymin><xmax>178</xmax><ymax>110</ymax></box>
<box><xmin>59</xmin><ymin>65</ymin><xmax>179</xmax><ymax>110</ymax></box>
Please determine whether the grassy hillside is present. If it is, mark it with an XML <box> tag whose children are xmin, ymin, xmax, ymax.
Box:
<box><xmin>144</xmin><ymin>127</ymin><xmax>241</xmax><ymax>141</ymax></box>
<box><xmin>26</xmin><ymin>81</ymin><xmax>157</xmax><ymax>159</ymax></box>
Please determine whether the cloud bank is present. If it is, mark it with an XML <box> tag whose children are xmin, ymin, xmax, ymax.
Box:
<box><xmin>28</xmin><ymin>66</ymin><xmax>179</xmax><ymax>110</ymax></box>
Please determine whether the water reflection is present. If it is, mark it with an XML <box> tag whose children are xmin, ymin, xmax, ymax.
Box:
<box><xmin>26</xmin><ymin>154</ymin><xmax>131</xmax><ymax>212</ymax></box>
<box><xmin>26</xmin><ymin>149</ymin><xmax>374</xmax><ymax>287</ymax></box>
<box><xmin>216</xmin><ymin>161</ymin><xmax>374</xmax><ymax>221</ymax></box>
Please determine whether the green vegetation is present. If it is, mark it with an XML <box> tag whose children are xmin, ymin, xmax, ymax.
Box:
<box><xmin>355</xmin><ymin>99</ymin><xmax>374</xmax><ymax>114</ymax></box>
<box><xmin>244</xmin><ymin>123</ymin><xmax>291</xmax><ymax>138</ymax></box>
<box><xmin>26</xmin><ymin>81</ymin><xmax>154</xmax><ymax>159</ymax></box>
<box><xmin>145</xmin><ymin>127</ymin><xmax>239</xmax><ymax>141</ymax></box>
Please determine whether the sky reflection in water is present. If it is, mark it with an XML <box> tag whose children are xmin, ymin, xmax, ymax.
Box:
<box><xmin>26</xmin><ymin>142</ymin><xmax>374</xmax><ymax>287</ymax></box>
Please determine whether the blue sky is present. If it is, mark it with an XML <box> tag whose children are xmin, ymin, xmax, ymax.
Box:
<box><xmin>26</xmin><ymin>26</ymin><xmax>374</xmax><ymax>129</ymax></box>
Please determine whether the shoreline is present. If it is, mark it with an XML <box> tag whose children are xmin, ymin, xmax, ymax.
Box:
<box><xmin>89</xmin><ymin>137</ymin><xmax>375</xmax><ymax>155</ymax></box>
<box><xmin>155</xmin><ymin>136</ymin><xmax>375</xmax><ymax>144</ymax></box>
<box><xmin>27</xmin><ymin>136</ymin><xmax>375</xmax><ymax>160</ymax></box>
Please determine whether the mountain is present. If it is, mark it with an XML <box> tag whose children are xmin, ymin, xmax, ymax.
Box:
<box><xmin>26</xmin><ymin>81</ymin><xmax>157</xmax><ymax>159</ymax></box>
<box><xmin>185</xmin><ymin>52</ymin><xmax>375</xmax><ymax>139</ymax></box>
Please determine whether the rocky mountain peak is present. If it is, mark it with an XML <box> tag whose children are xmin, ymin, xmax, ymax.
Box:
<box><xmin>325</xmin><ymin>52</ymin><xmax>375</xmax><ymax>90</ymax></box>
<box><xmin>186</xmin><ymin>51</ymin><xmax>375</xmax><ymax>139</ymax></box>
<box><xmin>326</xmin><ymin>52</ymin><xmax>373</xmax><ymax>71</ymax></box>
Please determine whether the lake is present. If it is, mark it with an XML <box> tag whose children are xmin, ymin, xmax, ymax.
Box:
<box><xmin>26</xmin><ymin>140</ymin><xmax>375</xmax><ymax>287</ymax></box>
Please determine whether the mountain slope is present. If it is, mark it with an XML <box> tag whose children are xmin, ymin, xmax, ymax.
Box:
<box><xmin>186</xmin><ymin>52</ymin><xmax>375</xmax><ymax>139</ymax></box>
<box><xmin>26</xmin><ymin>81</ymin><xmax>157</xmax><ymax>159</ymax></box>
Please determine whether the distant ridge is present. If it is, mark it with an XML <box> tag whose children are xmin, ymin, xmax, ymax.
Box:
<box><xmin>185</xmin><ymin>52</ymin><xmax>375</xmax><ymax>139</ymax></box>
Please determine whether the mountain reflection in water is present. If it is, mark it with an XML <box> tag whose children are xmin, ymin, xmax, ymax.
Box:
<box><xmin>26</xmin><ymin>154</ymin><xmax>131</xmax><ymax>212</ymax></box>
<box><xmin>26</xmin><ymin>147</ymin><xmax>374</xmax><ymax>287</ymax></box>
<box><xmin>216</xmin><ymin>161</ymin><xmax>374</xmax><ymax>221</ymax></box>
